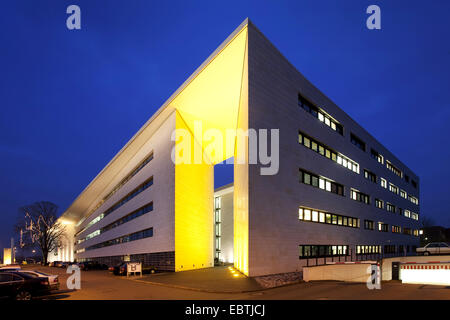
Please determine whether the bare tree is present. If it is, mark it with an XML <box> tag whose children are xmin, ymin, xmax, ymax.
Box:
<box><xmin>15</xmin><ymin>201</ymin><xmax>65</xmax><ymax>265</ymax></box>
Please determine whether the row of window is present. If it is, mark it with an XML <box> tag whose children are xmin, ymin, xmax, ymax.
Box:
<box><xmin>298</xmin><ymin>93</ymin><xmax>419</xmax><ymax>208</ymax></box>
<box><xmin>298</xmin><ymin>94</ymin><xmax>343</xmax><ymax>135</ymax></box>
<box><xmin>350</xmin><ymin>189</ymin><xmax>370</xmax><ymax>205</ymax></box>
<box><xmin>356</xmin><ymin>245</ymin><xmax>381</xmax><ymax>255</ymax></box>
<box><xmin>299</xmin><ymin>245</ymin><xmax>348</xmax><ymax>259</ymax></box>
<box><xmin>374</xmin><ymin>198</ymin><xmax>419</xmax><ymax>221</ymax></box>
<box><xmin>298</xmin><ymin>131</ymin><xmax>359</xmax><ymax>174</ymax></box>
<box><xmin>85</xmin><ymin>227</ymin><xmax>154</xmax><ymax>251</ymax></box>
<box><xmin>77</xmin><ymin>176</ymin><xmax>154</xmax><ymax>237</ymax></box>
<box><xmin>299</xmin><ymin>244</ymin><xmax>417</xmax><ymax>259</ymax></box>
<box><xmin>78</xmin><ymin>202</ymin><xmax>154</xmax><ymax>244</ymax></box>
<box><xmin>364</xmin><ymin>219</ymin><xmax>419</xmax><ymax>236</ymax></box>
<box><xmin>299</xmin><ymin>169</ymin><xmax>345</xmax><ymax>196</ymax></box>
<box><xmin>76</xmin><ymin>151</ymin><xmax>154</xmax><ymax>229</ymax></box>
<box><xmin>364</xmin><ymin>169</ymin><xmax>377</xmax><ymax>183</ymax></box>
<box><xmin>366</xmin><ymin>170</ymin><xmax>418</xmax><ymax>206</ymax></box>
<box><xmin>301</xmin><ymin>167</ymin><xmax>418</xmax><ymax>223</ymax></box>
<box><xmin>299</xmin><ymin>92</ymin><xmax>418</xmax><ymax>191</ymax></box>
<box><xmin>299</xmin><ymin>132</ymin><xmax>419</xmax><ymax>209</ymax></box>
<box><xmin>298</xmin><ymin>207</ymin><xmax>359</xmax><ymax>228</ymax></box>
<box><xmin>387</xmin><ymin>182</ymin><xmax>419</xmax><ymax>206</ymax></box>
<box><xmin>386</xmin><ymin>160</ymin><xmax>402</xmax><ymax>178</ymax></box>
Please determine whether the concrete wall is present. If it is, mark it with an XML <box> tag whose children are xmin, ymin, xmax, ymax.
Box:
<box><xmin>303</xmin><ymin>264</ymin><xmax>374</xmax><ymax>283</ymax></box>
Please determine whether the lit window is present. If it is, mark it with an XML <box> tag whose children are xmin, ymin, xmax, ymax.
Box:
<box><xmin>319</xmin><ymin>178</ymin><xmax>325</xmax><ymax>189</ymax></box>
<box><xmin>318</xmin><ymin>113</ymin><xmax>324</xmax><ymax>122</ymax></box>
<box><xmin>319</xmin><ymin>212</ymin><xmax>325</xmax><ymax>223</ymax></box>
<box><xmin>304</xmin><ymin>209</ymin><xmax>311</xmax><ymax>221</ymax></box>
<box><xmin>299</xmin><ymin>208</ymin><xmax>304</xmax><ymax>220</ymax></box>
<box><xmin>324</xmin><ymin>117</ymin><xmax>330</xmax><ymax>126</ymax></box>
<box><xmin>331</xmin><ymin>122</ymin><xmax>336</xmax><ymax>130</ymax></box>
<box><xmin>325</xmin><ymin>181</ymin><xmax>331</xmax><ymax>192</ymax></box>
<box><xmin>312</xmin><ymin>210</ymin><xmax>318</xmax><ymax>222</ymax></box>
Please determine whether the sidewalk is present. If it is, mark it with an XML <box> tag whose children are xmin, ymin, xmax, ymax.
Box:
<box><xmin>126</xmin><ymin>266</ymin><xmax>264</xmax><ymax>293</ymax></box>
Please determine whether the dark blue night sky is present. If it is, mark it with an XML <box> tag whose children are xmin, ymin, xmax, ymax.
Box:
<box><xmin>1</xmin><ymin>1</ymin><xmax>449</xmax><ymax>253</ymax></box>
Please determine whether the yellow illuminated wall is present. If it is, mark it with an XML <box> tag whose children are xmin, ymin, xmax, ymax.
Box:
<box><xmin>170</xmin><ymin>24</ymin><xmax>249</xmax><ymax>273</ymax></box>
<box><xmin>3</xmin><ymin>248</ymin><xmax>12</xmax><ymax>265</ymax></box>
<box><xmin>174</xmin><ymin>111</ymin><xmax>214</xmax><ymax>271</ymax></box>
<box><xmin>233</xmin><ymin>35</ymin><xmax>249</xmax><ymax>276</ymax></box>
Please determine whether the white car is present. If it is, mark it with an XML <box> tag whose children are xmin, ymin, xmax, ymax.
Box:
<box><xmin>416</xmin><ymin>242</ymin><xmax>450</xmax><ymax>256</ymax></box>
<box><xmin>18</xmin><ymin>270</ymin><xmax>59</xmax><ymax>291</ymax></box>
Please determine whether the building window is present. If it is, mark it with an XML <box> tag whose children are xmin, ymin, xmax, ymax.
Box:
<box><xmin>299</xmin><ymin>245</ymin><xmax>349</xmax><ymax>259</ymax></box>
<box><xmin>364</xmin><ymin>169</ymin><xmax>377</xmax><ymax>183</ymax></box>
<box><xmin>375</xmin><ymin>198</ymin><xmax>384</xmax><ymax>209</ymax></box>
<box><xmin>299</xmin><ymin>207</ymin><xmax>359</xmax><ymax>228</ymax></box>
<box><xmin>350</xmin><ymin>189</ymin><xmax>370</xmax><ymax>205</ymax></box>
<box><xmin>404</xmin><ymin>209</ymin><xmax>411</xmax><ymax>218</ymax></box>
<box><xmin>214</xmin><ymin>196</ymin><xmax>222</xmax><ymax>260</ymax></box>
<box><xmin>378</xmin><ymin>223</ymin><xmax>389</xmax><ymax>232</ymax></box>
<box><xmin>403</xmin><ymin>228</ymin><xmax>412</xmax><ymax>235</ymax></box>
<box><xmin>380</xmin><ymin>178</ymin><xmax>387</xmax><ymax>188</ymax></box>
<box><xmin>364</xmin><ymin>220</ymin><xmax>374</xmax><ymax>230</ymax></box>
<box><xmin>411</xmin><ymin>180</ymin><xmax>417</xmax><ymax>189</ymax></box>
<box><xmin>76</xmin><ymin>176</ymin><xmax>154</xmax><ymax>236</ymax></box>
<box><xmin>386</xmin><ymin>203</ymin><xmax>396</xmax><ymax>213</ymax></box>
<box><xmin>78</xmin><ymin>151</ymin><xmax>154</xmax><ymax>231</ymax></box>
<box><xmin>298</xmin><ymin>131</ymin><xmax>359</xmax><ymax>174</ymax></box>
<box><xmin>78</xmin><ymin>202</ymin><xmax>154</xmax><ymax>243</ymax></box>
<box><xmin>400</xmin><ymin>190</ymin><xmax>407</xmax><ymax>199</ymax></box>
<box><xmin>350</xmin><ymin>133</ymin><xmax>366</xmax><ymax>152</ymax></box>
<box><xmin>392</xmin><ymin>225</ymin><xmax>401</xmax><ymax>233</ymax></box>
<box><xmin>408</xmin><ymin>195</ymin><xmax>419</xmax><ymax>205</ymax></box>
<box><xmin>411</xmin><ymin>212</ymin><xmax>419</xmax><ymax>221</ymax></box>
<box><xmin>356</xmin><ymin>245</ymin><xmax>381</xmax><ymax>255</ymax></box>
<box><xmin>299</xmin><ymin>169</ymin><xmax>344</xmax><ymax>196</ymax></box>
<box><xmin>386</xmin><ymin>160</ymin><xmax>403</xmax><ymax>178</ymax></box>
<box><xmin>85</xmin><ymin>227</ymin><xmax>154</xmax><ymax>251</ymax></box>
<box><xmin>389</xmin><ymin>183</ymin><xmax>399</xmax><ymax>195</ymax></box>
<box><xmin>370</xmin><ymin>149</ymin><xmax>384</xmax><ymax>164</ymax></box>
<box><xmin>298</xmin><ymin>94</ymin><xmax>343</xmax><ymax>135</ymax></box>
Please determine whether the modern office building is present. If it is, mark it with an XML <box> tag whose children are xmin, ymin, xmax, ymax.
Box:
<box><xmin>52</xmin><ymin>19</ymin><xmax>420</xmax><ymax>277</ymax></box>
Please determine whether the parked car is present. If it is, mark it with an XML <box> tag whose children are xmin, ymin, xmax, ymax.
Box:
<box><xmin>49</xmin><ymin>261</ymin><xmax>62</xmax><ymax>267</ymax></box>
<box><xmin>0</xmin><ymin>271</ymin><xmax>50</xmax><ymax>300</ymax></box>
<box><xmin>78</xmin><ymin>261</ymin><xmax>108</xmax><ymax>271</ymax></box>
<box><xmin>17</xmin><ymin>270</ymin><xmax>59</xmax><ymax>291</ymax></box>
<box><xmin>416</xmin><ymin>242</ymin><xmax>450</xmax><ymax>255</ymax></box>
<box><xmin>111</xmin><ymin>262</ymin><xmax>156</xmax><ymax>276</ymax></box>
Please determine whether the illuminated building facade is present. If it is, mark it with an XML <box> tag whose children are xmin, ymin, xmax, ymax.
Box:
<box><xmin>53</xmin><ymin>19</ymin><xmax>420</xmax><ymax>277</ymax></box>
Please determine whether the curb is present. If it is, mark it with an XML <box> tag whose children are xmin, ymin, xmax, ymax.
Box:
<box><xmin>120</xmin><ymin>276</ymin><xmax>303</xmax><ymax>294</ymax></box>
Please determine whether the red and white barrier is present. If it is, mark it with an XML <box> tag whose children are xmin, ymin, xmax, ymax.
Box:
<box><xmin>400</xmin><ymin>261</ymin><xmax>450</xmax><ymax>285</ymax></box>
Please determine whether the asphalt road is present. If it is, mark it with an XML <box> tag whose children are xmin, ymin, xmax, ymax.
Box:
<box><xmin>21</xmin><ymin>265</ymin><xmax>450</xmax><ymax>300</ymax></box>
